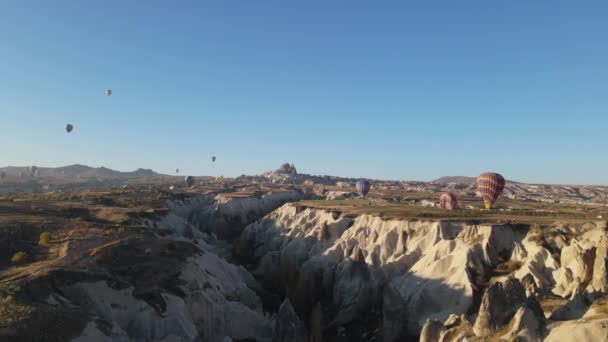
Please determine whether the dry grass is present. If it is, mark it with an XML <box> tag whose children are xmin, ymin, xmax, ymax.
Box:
<box><xmin>38</xmin><ymin>232</ymin><xmax>51</xmax><ymax>246</ymax></box>
<box><xmin>584</xmin><ymin>296</ymin><xmax>608</xmax><ymax>319</ymax></box>
<box><xmin>294</xmin><ymin>198</ymin><xmax>601</xmax><ymax>224</ymax></box>
<box><xmin>540</xmin><ymin>296</ymin><xmax>569</xmax><ymax>316</ymax></box>
<box><xmin>11</xmin><ymin>251</ymin><xmax>28</xmax><ymax>263</ymax></box>
<box><xmin>493</xmin><ymin>260</ymin><xmax>523</xmax><ymax>276</ymax></box>
<box><xmin>93</xmin><ymin>207</ymin><xmax>130</xmax><ymax>223</ymax></box>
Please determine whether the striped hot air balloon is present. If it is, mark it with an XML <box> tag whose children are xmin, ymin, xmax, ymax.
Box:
<box><xmin>476</xmin><ymin>172</ymin><xmax>506</xmax><ymax>209</ymax></box>
<box><xmin>356</xmin><ymin>180</ymin><xmax>371</xmax><ymax>197</ymax></box>
<box><xmin>439</xmin><ymin>192</ymin><xmax>459</xmax><ymax>210</ymax></box>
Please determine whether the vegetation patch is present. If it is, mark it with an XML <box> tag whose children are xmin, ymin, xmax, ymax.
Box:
<box><xmin>38</xmin><ymin>232</ymin><xmax>50</xmax><ymax>246</ymax></box>
<box><xmin>11</xmin><ymin>251</ymin><xmax>28</xmax><ymax>263</ymax></box>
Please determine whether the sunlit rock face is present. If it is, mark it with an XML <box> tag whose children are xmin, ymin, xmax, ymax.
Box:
<box><xmin>236</xmin><ymin>203</ymin><xmax>608</xmax><ymax>341</ymax></box>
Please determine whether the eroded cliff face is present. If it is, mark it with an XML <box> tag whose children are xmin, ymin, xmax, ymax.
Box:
<box><xmin>235</xmin><ymin>203</ymin><xmax>608</xmax><ymax>341</ymax></box>
<box><xmin>16</xmin><ymin>188</ymin><xmax>604</xmax><ymax>342</ymax></box>
<box><xmin>63</xmin><ymin>190</ymin><xmax>308</xmax><ymax>342</ymax></box>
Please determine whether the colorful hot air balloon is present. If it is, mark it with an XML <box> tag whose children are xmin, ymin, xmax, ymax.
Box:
<box><xmin>476</xmin><ymin>172</ymin><xmax>506</xmax><ymax>209</ymax></box>
<box><xmin>212</xmin><ymin>156</ymin><xmax>216</xmax><ymax>163</ymax></box>
<box><xmin>105</xmin><ymin>89</ymin><xmax>112</xmax><ymax>96</ymax></box>
<box><xmin>65</xmin><ymin>124</ymin><xmax>73</xmax><ymax>133</ymax></box>
<box><xmin>185</xmin><ymin>176</ymin><xmax>194</xmax><ymax>187</ymax></box>
<box><xmin>356</xmin><ymin>180</ymin><xmax>371</xmax><ymax>196</ymax></box>
<box><xmin>439</xmin><ymin>192</ymin><xmax>459</xmax><ymax>210</ymax></box>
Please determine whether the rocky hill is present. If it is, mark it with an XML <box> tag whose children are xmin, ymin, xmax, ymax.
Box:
<box><xmin>3</xmin><ymin>163</ymin><xmax>608</xmax><ymax>207</ymax></box>
<box><xmin>0</xmin><ymin>164</ymin><xmax>159</xmax><ymax>179</ymax></box>
<box><xmin>431</xmin><ymin>176</ymin><xmax>479</xmax><ymax>184</ymax></box>
<box><xmin>237</xmin><ymin>164</ymin><xmax>608</xmax><ymax>207</ymax></box>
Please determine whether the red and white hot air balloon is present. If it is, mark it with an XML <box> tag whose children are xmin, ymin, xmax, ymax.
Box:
<box><xmin>439</xmin><ymin>192</ymin><xmax>459</xmax><ymax>210</ymax></box>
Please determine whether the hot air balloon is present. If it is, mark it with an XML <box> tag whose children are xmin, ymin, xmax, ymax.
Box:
<box><xmin>185</xmin><ymin>176</ymin><xmax>194</xmax><ymax>187</ymax></box>
<box><xmin>30</xmin><ymin>166</ymin><xmax>38</xmax><ymax>176</ymax></box>
<box><xmin>65</xmin><ymin>124</ymin><xmax>73</xmax><ymax>133</ymax></box>
<box><xmin>212</xmin><ymin>156</ymin><xmax>216</xmax><ymax>163</ymax></box>
<box><xmin>439</xmin><ymin>192</ymin><xmax>459</xmax><ymax>210</ymax></box>
<box><xmin>106</xmin><ymin>89</ymin><xmax>112</xmax><ymax>96</ymax></box>
<box><xmin>476</xmin><ymin>172</ymin><xmax>506</xmax><ymax>209</ymax></box>
<box><xmin>176</xmin><ymin>169</ymin><xmax>179</xmax><ymax>174</ymax></box>
<box><xmin>356</xmin><ymin>180</ymin><xmax>371</xmax><ymax>197</ymax></box>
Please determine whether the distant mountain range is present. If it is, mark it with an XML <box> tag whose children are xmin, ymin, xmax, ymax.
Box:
<box><xmin>431</xmin><ymin>176</ymin><xmax>477</xmax><ymax>184</ymax></box>
<box><xmin>432</xmin><ymin>176</ymin><xmax>522</xmax><ymax>184</ymax></box>
<box><xmin>0</xmin><ymin>164</ymin><xmax>524</xmax><ymax>186</ymax></box>
<box><xmin>0</xmin><ymin>164</ymin><xmax>159</xmax><ymax>179</ymax></box>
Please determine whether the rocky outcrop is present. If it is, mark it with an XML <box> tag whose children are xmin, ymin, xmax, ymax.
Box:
<box><xmin>549</xmin><ymin>287</ymin><xmax>590</xmax><ymax>321</ymax></box>
<box><xmin>545</xmin><ymin>318</ymin><xmax>608</xmax><ymax>342</ymax></box>
<box><xmin>144</xmin><ymin>190</ymin><xmax>307</xmax><ymax>241</ymax></box>
<box><xmin>64</xmin><ymin>191</ymin><xmax>309</xmax><ymax>342</ymax></box>
<box><xmin>237</xmin><ymin>205</ymin><xmax>511</xmax><ymax>338</ymax></box>
<box><xmin>473</xmin><ymin>278</ymin><xmax>543</xmax><ymax>337</ymax></box>
<box><xmin>64</xmin><ymin>281</ymin><xmax>200</xmax><ymax>342</ymax></box>
<box><xmin>500</xmin><ymin>306</ymin><xmax>543</xmax><ymax>341</ymax></box>
<box><xmin>260</xmin><ymin>164</ymin><xmax>299</xmax><ymax>184</ymax></box>
<box><xmin>277</xmin><ymin>163</ymin><xmax>298</xmax><ymax>175</ymax></box>
<box><xmin>419</xmin><ymin>320</ymin><xmax>445</xmax><ymax>342</ymax></box>
<box><xmin>273</xmin><ymin>299</ymin><xmax>308</xmax><ymax>342</ymax></box>
<box><xmin>235</xmin><ymin>203</ymin><xmax>608</xmax><ymax>340</ymax></box>
<box><xmin>590</xmin><ymin>234</ymin><xmax>608</xmax><ymax>293</ymax></box>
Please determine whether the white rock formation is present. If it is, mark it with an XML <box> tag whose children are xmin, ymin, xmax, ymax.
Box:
<box><xmin>236</xmin><ymin>203</ymin><xmax>608</xmax><ymax>340</ymax></box>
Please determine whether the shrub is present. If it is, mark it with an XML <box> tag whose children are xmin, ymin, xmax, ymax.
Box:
<box><xmin>11</xmin><ymin>251</ymin><xmax>28</xmax><ymax>263</ymax></box>
<box><xmin>38</xmin><ymin>232</ymin><xmax>51</xmax><ymax>246</ymax></box>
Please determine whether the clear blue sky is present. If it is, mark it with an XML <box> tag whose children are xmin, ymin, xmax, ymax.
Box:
<box><xmin>1</xmin><ymin>1</ymin><xmax>607</xmax><ymax>185</ymax></box>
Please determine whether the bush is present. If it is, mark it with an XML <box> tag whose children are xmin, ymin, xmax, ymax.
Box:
<box><xmin>11</xmin><ymin>251</ymin><xmax>28</xmax><ymax>263</ymax></box>
<box><xmin>38</xmin><ymin>232</ymin><xmax>51</xmax><ymax>246</ymax></box>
